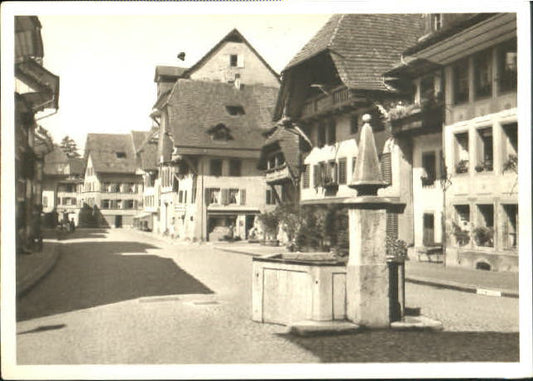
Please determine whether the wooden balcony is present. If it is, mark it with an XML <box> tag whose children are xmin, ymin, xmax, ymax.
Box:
<box><xmin>300</xmin><ymin>86</ymin><xmax>362</xmax><ymax>120</ymax></box>
<box><xmin>390</xmin><ymin>99</ymin><xmax>444</xmax><ymax>136</ymax></box>
<box><xmin>264</xmin><ymin>164</ymin><xmax>292</xmax><ymax>185</ymax></box>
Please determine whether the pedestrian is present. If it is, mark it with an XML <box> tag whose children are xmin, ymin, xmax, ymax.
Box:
<box><xmin>169</xmin><ymin>217</ymin><xmax>176</xmax><ymax>239</ymax></box>
<box><xmin>70</xmin><ymin>218</ymin><xmax>76</xmax><ymax>232</ymax></box>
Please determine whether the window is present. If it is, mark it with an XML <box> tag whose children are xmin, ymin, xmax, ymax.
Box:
<box><xmin>386</xmin><ymin>212</ymin><xmax>399</xmax><ymax>240</ymax></box>
<box><xmin>498</xmin><ymin>39</ymin><xmax>517</xmax><ymax>93</ymax></box>
<box><xmin>420</xmin><ymin>75</ymin><xmax>434</xmax><ymax>103</ymax></box>
<box><xmin>210</xmin><ymin>159</ymin><xmax>223</xmax><ymax>176</ymax></box>
<box><xmin>476</xmin><ymin>128</ymin><xmax>493</xmax><ymax>172</ymax></box>
<box><xmin>229</xmin><ymin>159</ymin><xmax>242</xmax><ymax>176</ymax></box>
<box><xmin>317</xmin><ymin>123</ymin><xmax>326</xmax><ymax>147</ymax></box>
<box><xmin>229</xmin><ymin>189</ymin><xmax>239</xmax><ymax>204</ymax></box>
<box><xmin>267</xmin><ymin>155</ymin><xmax>276</xmax><ymax>170</ymax></box>
<box><xmin>178</xmin><ymin>190</ymin><xmax>184</xmax><ymax>203</ymax></box>
<box><xmin>454</xmin><ymin>132</ymin><xmax>469</xmax><ymax>174</ymax></box>
<box><xmin>474</xmin><ymin>48</ymin><xmax>493</xmax><ymax>98</ymax></box>
<box><xmin>502</xmin><ymin>204</ymin><xmax>518</xmax><ymax>250</ymax></box>
<box><xmin>266</xmin><ymin>189</ymin><xmax>276</xmax><ymax>205</ymax></box>
<box><xmin>327</xmin><ymin>119</ymin><xmax>336</xmax><ymax>145</ymax></box>
<box><xmin>502</xmin><ymin>122</ymin><xmax>518</xmax><ymax>170</ymax></box>
<box><xmin>326</xmin><ymin>161</ymin><xmax>337</xmax><ymax>184</ymax></box>
<box><xmin>352</xmin><ymin>157</ymin><xmax>357</xmax><ymax>176</ymax></box>
<box><xmin>101</xmin><ymin>200</ymin><xmax>110</xmax><ymax>209</ymax></box>
<box><xmin>350</xmin><ymin>115</ymin><xmax>358</xmax><ymax>134</ymax></box>
<box><xmin>275</xmin><ymin>152</ymin><xmax>285</xmax><ymax>167</ymax></box>
<box><xmin>43</xmin><ymin>196</ymin><xmax>48</xmax><ymax>208</ymax></box>
<box><xmin>338</xmin><ymin>158</ymin><xmax>347</xmax><ymax>185</ymax></box>
<box><xmin>225</xmin><ymin>105</ymin><xmax>245</xmax><ymax>116</ymax></box>
<box><xmin>206</xmin><ymin>188</ymin><xmax>220</xmax><ymax>204</ymax></box>
<box><xmin>302</xmin><ymin>165</ymin><xmax>310</xmax><ymax>188</ymax></box>
<box><xmin>421</xmin><ymin>151</ymin><xmax>436</xmax><ymax>185</ymax></box>
<box><xmin>381</xmin><ymin>153</ymin><xmax>392</xmax><ymax>185</ymax></box>
<box><xmin>453</xmin><ymin>205</ymin><xmax>470</xmax><ymax>246</ymax></box>
<box><xmin>116</xmin><ymin>152</ymin><xmax>126</xmax><ymax>159</ymax></box>
<box><xmin>230</xmin><ymin>54</ymin><xmax>238</xmax><ymax>67</ymax></box>
<box><xmin>208</xmin><ymin>123</ymin><xmax>233</xmax><ymax>141</ymax></box>
<box><xmin>124</xmin><ymin>200</ymin><xmax>135</xmax><ymax>209</ymax></box>
<box><xmin>475</xmin><ymin>204</ymin><xmax>494</xmax><ymax>247</ymax></box>
<box><xmin>453</xmin><ymin>59</ymin><xmax>469</xmax><ymax>104</ymax></box>
<box><xmin>432</xmin><ymin>14</ymin><xmax>442</xmax><ymax>31</ymax></box>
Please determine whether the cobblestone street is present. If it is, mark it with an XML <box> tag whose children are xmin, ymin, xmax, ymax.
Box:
<box><xmin>17</xmin><ymin>229</ymin><xmax>519</xmax><ymax>364</ymax></box>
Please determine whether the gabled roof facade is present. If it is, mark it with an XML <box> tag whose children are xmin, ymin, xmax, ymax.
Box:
<box><xmin>44</xmin><ymin>145</ymin><xmax>84</xmax><ymax>176</ymax></box>
<box><xmin>165</xmin><ymin>79</ymin><xmax>279</xmax><ymax>157</ymax></box>
<box><xmin>84</xmin><ymin>133</ymin><xmax>139</xmax><ymax>174</ymax></box>
<box><xmin>285</xmin><ymin>14</ymin><xmax>426</xmax><ymax>92</ymax></box>
<box><xmin>135</xmin><ymin>129</ymin><xmax>159</xmax><ymax>171</ymax></box>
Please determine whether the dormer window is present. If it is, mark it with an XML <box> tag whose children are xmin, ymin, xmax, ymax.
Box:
<box><xmin>432</xmin><ymin>14</ymin><xmax>442</xmax><ymax>31</ymax></box>
<box><xmin>116</xmin><ymin>152</ymin><xmax>126</xmax><ymax>158</ymax></box>
<box><xmin>225</xmin><ymin>105</ymin><xmax>245</xmax><ymax>116</ymax></box>
<box><xmin>207</xmin><ymin>123</ymin><xmax>233</xmax><ymax>141</ymax></box>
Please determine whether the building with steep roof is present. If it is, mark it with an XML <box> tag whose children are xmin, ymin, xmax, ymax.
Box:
<box><xmin>384</xmin><ymin>13</ymin><xmax>518</xmax><ymax>271</ymax></box>
<box><xmin>42</xmin><ymin>146</ymin><xmax>84</xmax><ymax>226</ymax></box>
<box><xmin>81</xmin><ymin>132</ymin><xmax>144</xmax><ymax>228</ymax></box>
<box><xmin>150</xmin><ymin>28</ymin><xmax>280</xmax><ymax>241</ymax></box>
<box><xmin>15</xmin><ymin>16</ymin><xmax>59</xmax><ymax>252</ymax></box>
<box><xmin>259</xmin><ymin>13</ymin><xmax>427</xmax><ymax>245</ymax></box>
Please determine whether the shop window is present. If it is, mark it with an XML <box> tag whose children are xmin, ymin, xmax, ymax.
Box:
<box><xmin>338</xmin><ymin>158</ymin><xmax>347</xmax><ymax>185</ymax></box>
<box><xmin>453</xmin><ymin>58</ymin><xmax>469</xmax><ymax>104</ymax></box>
<box><xmin>350</xmin><ymin>115</ymin><xmax>358</xmax><ymax>134</ymax></box>
<box><xmin>210</xmin><ymin>159</ymin><xmax>223</xmax><ymax>176</ymax></box>
<box><xmin>502</xmin><ymin>204</ymin><xmax>518</xmax><ymax>250</ymax></box>
<box><xmin>453</xmin><ymin>205</ymin><xmax>470</xmax><ymax>246</ymax></box>
<box><xmin>454</xmin><ymin>132</ymin><xmax>469</xmax><ymax>174</ymax></box>
<box><xmin>229</xmin><ymin>159</ymin><xmax>242</xmax><ymax>176</ymax></box>
<box><xmin>498</xmin><ymin>39</ymin><xmax>517</xmax><ymax>93</ymax></box>
<box><xmin>302</xmin><ymin>165</ymin><xmax>310</xmax><ymax>189</ymax></box>
<box><xmin>421</xmin><ymin>151</ymin><xmax>436</xmax><ymax>186</ymax></box>
<box><xmin>327</xmin><ymin>119</ymin><xmax>336</xmax><ymax>145</ymax></box>
<box><xmin>474</xmin><ymin>48</ymin><xmax>493</xmax><ymax>98</ymax></box>
<box><xmin>474</xmin><ymin>204</ymin><xmax>494</xmax><ymax>247</ymax></box>
<box><xmin>317</xmin><ymin>123</ymin><xmax>326</xmax><ymax>148</ymax></box>
<box><xmin>475</xmin><ymin>128</ymin><xmax>493</xmax><ymax>172</ymax></box>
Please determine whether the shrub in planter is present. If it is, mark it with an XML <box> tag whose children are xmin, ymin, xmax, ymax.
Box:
<box><xmin>503</xmin><ymin>154</ymin><xmax>518</xmax><ymax>173</ymax></box>
<box><xmin>455</xmin><ymin>160</ymin><xmax>469</xmax><ymax>174</ymax></box>
<box><xmin>473</xmin><ymin>226</ymin><xmax>494</xmax><ymax>247</ymax></box>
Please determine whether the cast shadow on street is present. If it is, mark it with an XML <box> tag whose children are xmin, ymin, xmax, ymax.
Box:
<box><xmin>278</xmin><ymin>330</ymin><xmax>519</xmax><ymax>362</ymax></box>
<box><xmin>17</xmin><ymin>240</ymin><xmax>213</xmax><ymax>321</ymax></box>
<box><xmin>42</xmin><ymin>228</ymin><xmax>109</xmax><ymax>240</ymax></box>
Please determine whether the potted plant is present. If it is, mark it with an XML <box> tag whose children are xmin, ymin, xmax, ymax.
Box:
<box><xmin>503</xmin><ymin>154</ymin><xmax>518</xmax><ymax>173</ymax></box>
<box><xmin>420</xmin><ymin>175</ymin><xmax>435</xmax><ymax>186</ymax></box>
<box><xmin>473</xmin><ymin>226</ymin><xmax>494</xmax><ymax>247</ymax></box>
<box><xmin>452</xmin><ymin>221</ymin><xmax>470</xmax><ymax>246</ymax></box>
<box><xmin>257</xmin><ymin>211</ymin><xmax>279</xmax><ymax>246</ymax></box>
<box><xmin>455</xmin><ymin>160</ymin><xmax>469</xmax><ymax>174</ymax></box>
<box><xmin>386</xmin><ymin>236</ymin><xmax>408</xmax><ymax>261</ymax></box>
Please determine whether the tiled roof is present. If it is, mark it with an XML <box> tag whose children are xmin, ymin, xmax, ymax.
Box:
<box><xmin>135</xmin><ymin>129</ymin><xmax>159</xmax><ymax>171</ymax></box>
<box><xmin>166</xmin><ymin>79</ymin><xmax>279</xmax><ymax>155</ymax></box>
<box><xmin>84</xmin><ymin>133</ymin><xmax>138</xmax><ymax>174</ymax></box>
<box><xmin>44</xmin><ymin>146</ymin><xmax>84</xmax><ymax>176</ymax></box>
<box><xmin>154</xmin><ymin>65</ymin><xmax>188</xmax><ymax>82</ymax></box>
<box><xmin>285</xmin><ymin>14</ymin><xmax>426</xmax><ymax>92</ymax></box>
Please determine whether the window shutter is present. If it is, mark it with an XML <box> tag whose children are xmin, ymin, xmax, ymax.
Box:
<box><xmin>302</xmin><ymin>165</ymin><xmax>310</xmax><ymax>188</ymax></box>
<box><xmin>313</xmin><ymin>165</ymin><xmax>319</xmax><ymax>187</ymax></box>
<box><xmin>221</xmin><ymin>189</ymin><xmax>229</xmax><ymax>205</ymax></box>
<box><xmin>237</xmin><ymin>54</ymin><xmax>244</xmax><ymax>68</ymax></box>
<box><xmin>205</xmin><ymin>188</ymin><xmax>211</xmax><ymax>204</ymax></box>
<box><xmin>338</xmin><ymin>158</ymin><xmax>347</xmax><ymax>184</ymax></box>
<box><xmin>381</xmin><ymin>153</ymin><xmax>392</xmax><ymax>185</ymax></box>
<box><xmin>240</xmin><ymin>189</ymin><xmax>246</xmax><ymax>205</ymax></box>
<box><xmin>386</xmin><ymin>212</ymin><xmax>399</xmax><ymax>240</ymax></box>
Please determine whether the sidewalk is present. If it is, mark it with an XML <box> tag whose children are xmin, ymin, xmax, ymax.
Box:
<box><xmin>214</xmin><ymin>242</ymin><xmax>519</xmax><ymax>298</ymax></box>
<box><xmin>16</xmin><ymin>239</ymin><xmax>61</xmax><ymax>296</ymax></box>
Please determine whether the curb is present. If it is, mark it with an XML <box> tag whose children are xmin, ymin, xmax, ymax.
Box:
<box><xmin>405</xmin><ymin>276</ymin><xmax>518</xmax><ymax>299</ymax></box>
<box><xmin>214</xmin><ymin>247</ymin><xmax>264</xmax><ymax>257</ymax></box>
<box><xmin>17</xmin><ymin>243</ymin><xmax>61</xmax><ymax>297</ymax></box>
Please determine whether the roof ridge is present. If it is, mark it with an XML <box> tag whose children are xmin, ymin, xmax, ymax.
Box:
<box><xmin>328</xmin><ymin>14</ymin><xmax>345</xmax><ymax>49</ymax></box>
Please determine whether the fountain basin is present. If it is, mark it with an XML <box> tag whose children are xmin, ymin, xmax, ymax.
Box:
<box><xmin>252</xmin><ymin>253</ymin><xmax>347</xmax><ymax>325</ymax></box>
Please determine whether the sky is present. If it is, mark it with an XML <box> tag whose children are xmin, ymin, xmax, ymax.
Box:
<box><xmin>36</xmin><ymin>14</ymin><xmax>332</xmax><ymax>153</ymax></box>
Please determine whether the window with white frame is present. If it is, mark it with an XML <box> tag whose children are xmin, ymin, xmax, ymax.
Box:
<box><xmin>498</xmin><ymin>39</ymin><xmax>517</xmax><ymax>93</ymax></box>
<box><xmin>475</xmin><ymin>204</ymin><xmax>494</xmax><ymax>247</ymax></box>
<box><xmin>475</xmin><ymin>128</ymin><xmax>493</xmax><ymax>172</ymax></box>
<box><xmin>502</xmin><ymin>204</ymin><xmax>518</xmax><ymax>250</ymax></box>
<box><xmin>474</xmin><ymin>48</ymin><xmax>493</xmax><ymax>98</ymax></box>
<box><xmin>453</xmin><ymin>58</ymin><xmax>469</xmax><ymax>104</ymax></box>
<box><xmin>453</xmin><ymin>205</ymin><xmax>470</xmax><ymax>246</ymax></box>
<box><xmin>421</xmin><ymin>151</ymin><xmax>437</xmax><ymax>186</ymax></box>
<box><xmin>454</xmin><ymin>132</ymin><xmax>469</xmax><ymax>174</ymax></box>
<box><xmin>502</xmin><ymin>122</ymin><xmax>518</xmax><ymax>172</ymax></box>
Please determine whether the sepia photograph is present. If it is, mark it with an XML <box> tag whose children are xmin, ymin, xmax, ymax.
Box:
<box><xmin>1</xmin><ymin>1</ymin><xmax>531</xmax><ymax>379</ymax></box>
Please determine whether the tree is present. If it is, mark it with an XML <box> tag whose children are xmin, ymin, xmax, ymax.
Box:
<box><xmin>60</xmin><ymin>136</ymin><xmax>80</xmax><ymax>158</ymax></box>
